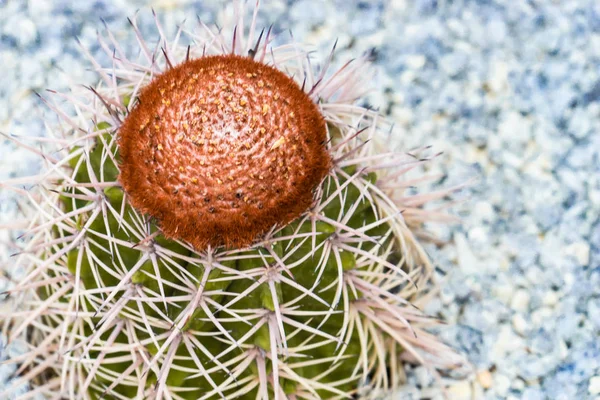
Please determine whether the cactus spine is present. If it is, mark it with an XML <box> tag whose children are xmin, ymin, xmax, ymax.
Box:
<box><xmin>1</xmin><ymin>3</ymin><xmax>465</xmax><ymax>399</ymax></box>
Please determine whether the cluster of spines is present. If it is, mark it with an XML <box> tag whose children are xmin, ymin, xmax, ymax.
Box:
<box><xmin>2</xmin><ymin>114</ymin><xmax>462</xmax><ymax>400</ymax></box>
<box><xmin>0</xmin><ymin>4</ymin><xmax>466</xmax><ymax>400</ymax></box>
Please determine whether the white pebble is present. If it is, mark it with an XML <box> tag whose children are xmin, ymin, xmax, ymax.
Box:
<box><xmin>391</xmin><ymin>107</ymin><xmax>414</xmax><ymax>126</ymax></box>
<box><xmin>494</xmin><ymin>284</ymin><xmax>515</xmax><ymax>305</ymax></box>
<box><xmin>565</xmin><ymin>242</ymin><xmax>590</xmax><ymax>265</ymax></box>
<box><xmin>498</xmin><ymin>111</ymin><xmax>532</xmax><ymax>144</ymax></box>
<box><xmin>400</xmin><ymin>70</ymin><xmax>416</xmax><ymax>85</ymax></box>
<box><xmin>531</xmin><ymin>307</ymin><xmax>554</xmax><ymax>326</ymax></box>
<box><xmin>468</xmin><ymin>226</ymin><xmax>488</xmax><ymax>246</ymax></box>
<box><xmin>511</xmin><ymin>378</ymin><xmax>526</xmax><ymax>391</ymax></box>
<box><xmin>589</xmin><ymin>376</ymin><xmax>600</xmax><ymax>395</ymax></box>
<box><xmin>27</xmin><ymin>0</ymin><xmax>53</xmax><ymax>16</ymax></box>
<box><xmin>10</xmin><ymin>17</ymin><xmax>37</xmax><ymax>47</ymax></box>
<box><xmin>473</xmin><ymin>201</ymin><xmax>495</xmax><ymax>222</ymax></box>
<box><xmin>564</xmin><ymin>272</ymin><xmax>575</xmax><ymax>291</ymax></box>
<box><xmin>488</xmin><ymin>61</ymin><xmax>509</xmax><ymax>93</ymax></box>
<box><xmin>447</xmin><ymin>381</ymin><xmax>472</xmax><ymax>400</ymax></box>
<box><xmin>590</xmin><ymin>189</ymin><xmax>600</xmax><ymax>210</ymax></box>
<box><xmin>455</xmin><ymin>232</ymin><xmax>479</xmax><ymax>274</ymax></box>
<box><xmin>512</xmin><ymin>313</ymin><xmax>528</xmax><ymax>335</ymax></box>
<box><xmin>558</xmin><ymin>340</ymin><xmax>569</xmax><ymax>360</ymax></box>
<box><xmin>413</xmin><ymin>366</ymin><xmax>433</xmax><ymax>388</ymax></box>
<box><xmin>494</xmin><ymin>374</ymin><xmax>511</xmax><ymax>397</ymax></box>
<box><xmin>405</xmin><ymin>54</ymin><xmax>426</xmax><ymax>70</ymax></box>
<box><xmin>492</xmin><ymin>325</ymin><xmax>524</xmax><ymax>360</ymax></box>
<box><xmin>511</xmin><ymin>289</ymin><xmax>531</xmax><ymax>312</ymax></box>
<box><xmin>542</xmin><ymin>291</ymin><xmax>560</xmax><ymax>307</ymax></box>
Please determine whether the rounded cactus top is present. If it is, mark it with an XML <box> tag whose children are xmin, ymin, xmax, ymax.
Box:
<box><xmin>118</xmin><ymin>54</ymin><xmax>331</xmax><ymax>249</ymax></box>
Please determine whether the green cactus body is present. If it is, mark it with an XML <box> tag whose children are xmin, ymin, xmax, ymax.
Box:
<box><xmin>1</xmin><ymin>4</ymin><xmax>465</xmax><ymax>400</ymax></box>
<box><xmin>55</xmin><ymin>128</ymin><xmax>387</xmax><ymax>399</ymax></box>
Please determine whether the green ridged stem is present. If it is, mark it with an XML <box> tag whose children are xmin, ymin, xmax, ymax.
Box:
<box><xmin>53</xmin><ymin>121</ymin><xmax>400</xmax><ymax>399</ymax></box>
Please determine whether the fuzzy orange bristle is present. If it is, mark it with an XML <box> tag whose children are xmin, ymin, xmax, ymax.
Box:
<box><xmin>118</xmin><ymin>54</ymin><xmax>331</xmax><ymax>249</ymax></box>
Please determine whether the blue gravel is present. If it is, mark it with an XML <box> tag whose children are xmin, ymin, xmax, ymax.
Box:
<box><xmin>1</xmin><ymin>0</ymin><xmax>600</xmax><ymax>399</ymax></box>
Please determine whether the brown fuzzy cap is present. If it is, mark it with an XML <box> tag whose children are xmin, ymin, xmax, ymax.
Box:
<box><xmin>118</xmin><ymin>55</ymin><xmax>331</xmax><ymax>249</ymax></box>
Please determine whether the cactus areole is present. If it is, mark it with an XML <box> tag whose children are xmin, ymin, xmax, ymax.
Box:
<box><xmin>119</xmin><ymin>54</ymin><xmax>331</xmax><ymax>249</ymax></box>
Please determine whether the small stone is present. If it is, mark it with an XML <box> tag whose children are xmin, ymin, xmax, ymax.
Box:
<box><xmin>511</xmin><ymin>289</ymin><xmax>531</xmax><ymax>312</ymax></box>
<box><xmin>531</xmin><ymin>307</ymin><xmax>554</xmax><ymax>326</ymax></box>
<box><xmin>472</xmin><ymin>385</ymin><xmax>485</xmax><ymax>400</ymax></box>
<box><xmin>590</xmin><ymin>189</ymin><xmax>600</xmax><ymax>209</ymax></box>
<box><xmin>529</xmin><ymin>328</ymin><xmax>556</xmax><ymax>354</ymax></box>
<box><xmin>487</xmin><ymin>18</ymin><xmax>507</xmax><ymax>43</ymax></box>
<box><xmin>400</xmin><ymin>70</ymin><xmax>416</xmax><ymax>85</ymax></box>
<box><xmin>405</xmin><ymin>54</ymin><xmax>426</xmax><ymax>70</ymax></box>
<box><xmin>542</xmin><ymin>291</ymin><xmax>559</xmax><ymax>307</ymax></box>
<box><xmin>558</xmin><ymin>340</ymin><xmax>568</xmax><ymax>360</ymax></box>
<box><xmin>588</xmin><ymin>298</ymin><xmax>600</xmax><ymax>329</ymax></box>
<box><xmin>447</xmin><ymin>381</ymin><xmax>472</xmax><ymax>400</ymax></box>
<box><xmin>413</xmin><ymin>366</ymin><xmax>433</xmax><ymax>388</ymax></box>
<box><xmin>564</xmin><ymin>242</ymin><xmax>590</xmax><ymax>266</ymax></box>
<box><xmin>511</xmin><ymin>378</ymin><xmax>526</xmax><ymax>391</ymax></box>
<box><xmin>589</xmin><ymin>376</ymin><xmax>600</xmax><ymax>395</ymax></box>
<box><xmin>494</xmin><ymin>374</ymin><xmax>511</xmax><ymax>397</ymax></box>
<box><xmin>391</xmin><ymin>107</ymin><xmax>414</xmax><ymax>126</ymax></box>
<box><xmin>468</xmin><ymin>226</ymin><xmax>488</xmax><ymax>247</ymax></box>
<box><xmin>489</xmin><ymin>61</ymin><xmax>509</xmax><ymax>92</ymax></box>
<box><xmin>494</xmin><ymin>284</ymin><xmax>515</xmax><ymax>305</ymax></box>
<box><xmin>522</xmin><ymin>388</ymin><xmax>545</xmax><ymax>400</ymax></box>
<box><xmin>440</xmin><ymin>53</ymin><xmax>468</xmax><ymax>77</ymax></box>
<box><xmin>525</xmin><ymin>265</ymin><xmax>545</xmax><ymax>285</ymax></box>
<box><xmin>492</xmin><ymin>325</ymin><xmax>524</xmax><ymax>360</ymax></box>
<box><xmin>447</xmin><ymin>18</ymin><xmax>468</xmax><ymax>38</ymax></box>
<box><xmin>564</xmin><ymin>272</ymin><xmax>575</xmax><ymax>290</ymax></box>
<box><xmin>476</xmin><ymin>369</ymin><xmax>493</xmax><ymax>389</ymax></box>
<box><xmin>473</xmin><ymin>201</ymin><xmax>495</xmax><ymax>223</ymax></box>
<box><xmin>389</xmin><ymin>384</ymin><xmax>421</xmax><ymax>399</ymax></box>
<box><xmin>455</xmin><ymin>232</ymin><xmax>479</xmax><ymax>274</ymax></box>
<box><xmin>498</xmin><ymin>111</ymin><xmax>532</xmax><ymax>144</ymax></box>
<box><xmin>10</xmin><ymin>17</ymin><xmax>38</xmax><ymax>48</ymax></box>
<box><xmin>512</xmin><ymin>313</ymin><xmax>528</xmax><ymax>335</ymax></box>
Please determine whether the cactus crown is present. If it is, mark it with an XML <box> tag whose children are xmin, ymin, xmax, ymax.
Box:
<box><xmin>0</xmin><ymin>3</ymin><xmax>466</xmax><ymax>400</ymax></box>
<box><xmin>119</xmin><ymin>54</ymin><xmax>331</xmax><ymax>249</ymax></box>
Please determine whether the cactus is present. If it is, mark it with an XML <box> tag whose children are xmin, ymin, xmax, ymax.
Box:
<box><xmin>0</xmin><ymin>3</ymin><xmax>465</xmax><ymax>399</ymax></box>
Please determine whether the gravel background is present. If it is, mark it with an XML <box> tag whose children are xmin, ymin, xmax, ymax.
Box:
<box><xmin>1</xmin><ymin>0</ymin><xmax>600</xmax><ymax>399</ymax></box>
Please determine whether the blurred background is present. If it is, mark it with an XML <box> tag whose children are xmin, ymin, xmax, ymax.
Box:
<box><xmin>1</xmin><ymin>0</ymin><xmax>599</xmax><ymax>399</ymax></box>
